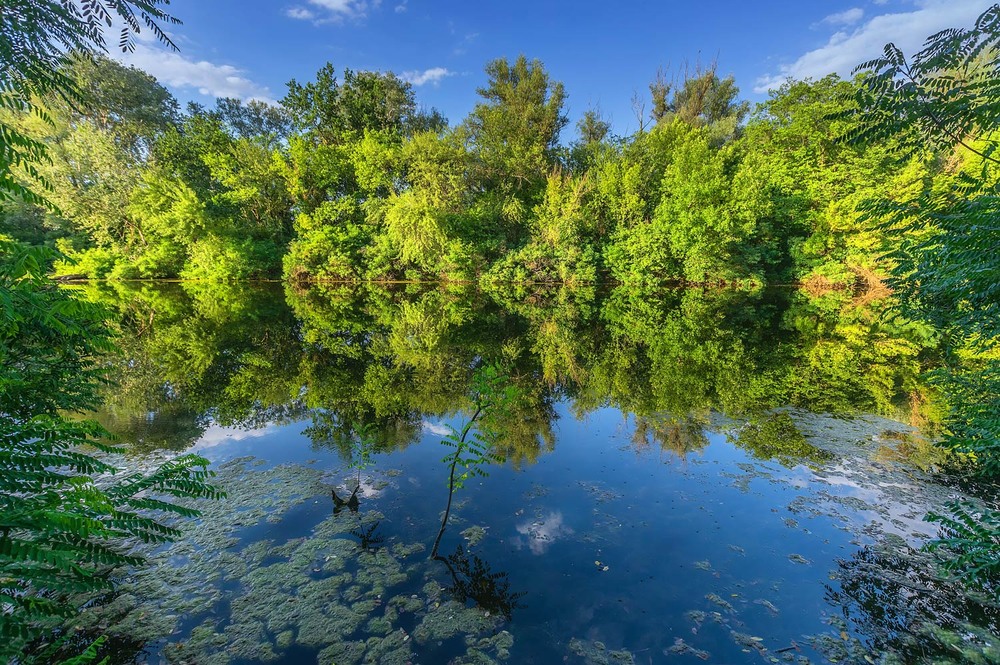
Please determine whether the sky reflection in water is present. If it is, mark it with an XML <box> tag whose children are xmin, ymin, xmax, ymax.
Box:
<box><xmin>75</xmin><ymin>282</ymin><xmax>998</xmax><ymax>664</ymax></box>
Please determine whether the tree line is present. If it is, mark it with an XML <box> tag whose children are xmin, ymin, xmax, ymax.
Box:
<box><xmin>0</xmin><ymin>52</ymin><xmax>934</xmax><ymax>291</ymax></box>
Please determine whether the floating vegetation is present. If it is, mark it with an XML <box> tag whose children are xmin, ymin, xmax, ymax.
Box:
<box><xmin>664</xmin><ymin>637</ymin><xmax>710</xmax><ymax>660</ymax></box>
<box><xmin>69</xmin><ymin>458</ymin><xmax>516</xmax><ymax>664</ymax></box>
<box><xmin>522</xmin><ymin>483</ymin><xmax>550</xmax><ymax>500</ymax></box>
<box><xmin>567</xmin><ymin>638</ymin><xmax>635</xmax><ymax>665</ymax></box>
<box><xmin>577</xmin><ymin>481</ymin><xmax>624</xmax><ymax>503</ymax></box>
<box><xmin>730</xmin><ymin>631</ymin><xmax>769</xmax><ymax>657</ymax></box>
<box><xmin>754</xmin><ymin>598</ymin><xmax>780</xmax><ymax>616</ymax></box>
<box><xmin>461</xmin><ymin>525</ymin><xmax>487</xmax><ymax>547</ymax></box>
<box><xmin>705</xmin><ymin>593</ymin><xmax>735</xmax><ymax>613</ymax></box>
<box><xmin>684</xmin><ymin>610</ymin><xmax>708</xmax><ymax>632</ymax></box>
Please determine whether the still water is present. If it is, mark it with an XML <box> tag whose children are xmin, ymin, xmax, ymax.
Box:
<box><xmin>75</xmin><ymin>282</ymin><xmax>999</xmax><ymax>664</ymax></box>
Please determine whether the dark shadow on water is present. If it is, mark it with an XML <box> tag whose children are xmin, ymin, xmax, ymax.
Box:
<box><xmin>825</xmin><ymin>541</ymin><xmax>1000</xmax><ymax>661</ymax></box>
<box><xmin>435</xmin><ymin>544</ymin><xmax>526</xmax><ymax>622</ymax></box>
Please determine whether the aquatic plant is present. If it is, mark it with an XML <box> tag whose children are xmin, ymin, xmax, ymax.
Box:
<box><xmin>431</xmin><ymin>364</ymin><xmax>518</xmax><ymax>558</ymax></box>
<box><xmin>333</xmin><ymin>423</ymin><xmax>379</xmax><ymax>511</ymax></box>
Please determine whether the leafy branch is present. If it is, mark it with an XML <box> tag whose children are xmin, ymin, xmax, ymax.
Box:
<box><xmin>1</xmin><ymin>240</ymin><xmax>222</xmax><ymax>662</ymax></box>
<box><xmin>430</xmin><ymin>365</ymin><xmax>517</xmax><ymax>559</ymax></box>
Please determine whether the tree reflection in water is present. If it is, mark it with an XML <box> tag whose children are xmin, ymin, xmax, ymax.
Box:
<box><xmin>824</xmin><ymin>542</ymin><xmax>1000</xmax><ymax>662</ymax></box>
<box><xmin>80</xmin><ymin>280</ymin><xmax>941</xmax><ymax>467</ymax></box>
<box><xmin>79</xmin><ymin>280</ymin><xmax>960</xmax><ymax>655</ymax></box>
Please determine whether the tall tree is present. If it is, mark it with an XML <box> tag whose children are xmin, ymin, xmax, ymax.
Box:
<box><xmin>577</xmin><ymin>108</ymin><xmax>611</xmax><ymax>144</ymax></box>
<box><xmin>214</xmin><ymin>97</ymin><xmax>292</xmax><ymax>148</ymax></box>
<box><xmin>282</xmin><ymin>64</ymin><xmax>419</xmax><ymax>144</ymax></box>
<box><xmin>0</xmin><ymin>0</ymin><xmax>179</xmax><ymax>205</ymax></box>
<box><xmin>465</xmin><ymin>55</ymin><xmax>568</xmax><ymax>198</ymax></box>
<box><xmin>4</xmin><ymin>55</ymin><xmax>179</xmax><ymax>254</ymax></box>
<box><xmin>647</xmin><ymin>63</ymin><xmax>749</xmax><ymax>142</ymax></box>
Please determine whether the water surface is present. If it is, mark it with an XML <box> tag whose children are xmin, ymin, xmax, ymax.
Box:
<box><xmin>73</xmin><ymin>282</ymin><xmax>999</xmax><ymax>664</ymax></box>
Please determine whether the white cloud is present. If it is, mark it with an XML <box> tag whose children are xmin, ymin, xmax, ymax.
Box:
<box><xmin>514</xmin><ymin>511</ymin><xmax>574</xmax><ymax>555</ymax></box>
<box><xmin>819</xmin><ymin>7</ymin><xmax>865</xmax><ymax>26</ymax></box>
<box><xmin>287</xmin><ymin>0</ymin><xmax>381</xmax><ymax>24</ymax></box>
<box><xmin>402</xmin><ymin>67</ymin><xmax>454</xmax><ymax>86</ymax></box>
<box><xmin>193</xmin><ymin>424</ymin><xmax>277</xmax><ymax>450</ymax></box>
<box><xmin>394</xmin><ymin>0</ymin><xmax>408</xmax><ymax>12</ymax></box>
<box><xmin>422</xmin><ymin>420</ymin><xmax>453</xmax><ymax>436</ymax></box>
<box><xmin>756</xmin><ymin>0</ymin><xmax>992</xmax><ymax>93</ymax></box>
<box><xmin>117</xmin><ymin>44</ymin><xmax>276</xmax><ymax>103</ymax></box>
<box><xmin>453</xmin><ymin>32</ymin><xmax>479</xmax><ymax>56</ymax></box>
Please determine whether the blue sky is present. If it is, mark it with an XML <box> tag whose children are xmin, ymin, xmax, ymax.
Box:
<box><xmin>117</xmin><ymin>0</ymin><xmax>991</xmax><ymax>139</ymax></box>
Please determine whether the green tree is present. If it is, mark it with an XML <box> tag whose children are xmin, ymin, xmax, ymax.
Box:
<box><xmin>647</xmin><ymin>63</ymin><xmax>749</xmax><ymax>143</ymax></box>
<box><xmin>283</xmin><ymin>64</ymin><xmax>419</xmax><ymax>144</ymax></box>
<box><xmin>850</xmin><ymin>4</ymin><xmax>1000</xmax><ymax>471</ymax></box>
<box><xmin>214</xmin><ymin>97</ymin><xmax>291</xmax><ymax>147</ymax></box>
<box><xmin>2</xmin><ymin>55</ymin><xmax>179</xmax><ymax>267</ymax></box>
<box><xmin>744</xmin><ymin>75</ymin><xmax>929</xmax><ymax>286</ymax></box>
<box><xmin>1</xmin><ymin>5</ymin><xmax>227</xmax><ymax>657</ymax></box>
<box><xmin>465</xmin><ymin>55</ymin><xmax>568</xmax><ymax>200</ymax></box>
<box><xmin>0</xmin><ymin>1</ymin><xmax>179</xmax><ymax>205</ymax></box>
<box><xmin>577</xmin><ymin>108</ymin><xmax>610</xmax><ymax>144</ymax></box>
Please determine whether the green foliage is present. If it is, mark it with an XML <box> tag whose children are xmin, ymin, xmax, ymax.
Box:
<box><xmin>0</xmin><ymin>1</ymin><xmax>179</xmax><ymax>206</ymax></box>
<box><xmin>466</xmin><ymin>55</ymin><xmax>568</xmax><ymax>202</ymax></box>
<box><xmin>849</xmin><ymin>5</ymin><xmax>1000</xmax><ymax>354</ymax></box>
<box><xmin>648</xmin><ymin>64</ymin><xmax>750</xmax><ymax>142</ymax></box>
<box><xmin>3</xmin><ymin>58</ymin><xmax>293</xmax><ymax>281</ymax></box>
<box><xmin>384</xmin><ymin>190</ymin><xmax>450</xmax><ymax>271</ymax></box>
<box><xmin>0</xmin><ymin>241</ymin><xmax>221</xmax><ymax>661</ymax></box>
<box><xmin>576</xmin><ymin>108</ymin><xmax>610</xmax><ymax>144</ymax></box>
<box><xmin>847</xmin><ymin>5</ymin><xmax>1000</xmax><ymax>165</ymax></box>
<box><xmin>744</xmin><ymin>75</ymin><xmax>928</xmax><ymax>284</ymax></box>
<box><xmin>601</xmin><ymin>119</ymin><xmax>772</xmax><ymax>285</ymax></box>
<box><xmin>847</xmin><ymin>3</ymin><xmax>1000</xmax><ymax>595</ymax></box>
<box><xmin>444</xmin><ymin>365</ymin><xmax>519</xmax><ymax>489</ymax></box>
<box><xmin>483</xmin><ymin>171</ymin><xmax>598</xmax><ymax>285</ymax></box>
<box><xmin>282</xmin><ymin>64</ymin><xmax>422</xmax><ymax>144</ymax></box>
<box><xmin>927</xmin><ymin>501</ymin><xmax>1000</xmax><ymax>588</ymax></box>
<box><xmin>432</xmin><ymin>364</ymin><xmax>519</xmax><ymax>558</ymax></box>
<box><xmin>2</xmin><ymin>43</ymin><xmax>936</xmax><ymax>291</ymax></box>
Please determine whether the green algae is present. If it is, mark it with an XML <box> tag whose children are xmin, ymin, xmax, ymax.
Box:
<box><xmin>664</xmin><ymin>637</ymin><xmax>710</xmax><ymax>660</ymax></box>
<box><xmin>74</xmin><ymin>457</ymin><xmax>517</xmax><ymax>665</ymax></box>
<box><xmin>705</xmin><ymin>593</ymin><xmax>735</xmax><ymax>613</ymax></box>
<box><xmin>412</xmin><ymin>599</ymin><xmax>499</xmax><ymax>644</ymax></box>
<box><xmin>316</xmin><ymin>639</ymin><xmax>366</xmax><ymax>665</ymax></box>
<box><xmin>461</xmin><ymin>525</ymin><xmax>487</xmax><ymax>547</ymax></box>
<box><xmin>567</xmin><ymin>638</ymin><xmax>635</xmax><ymax>664</ymax></box>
